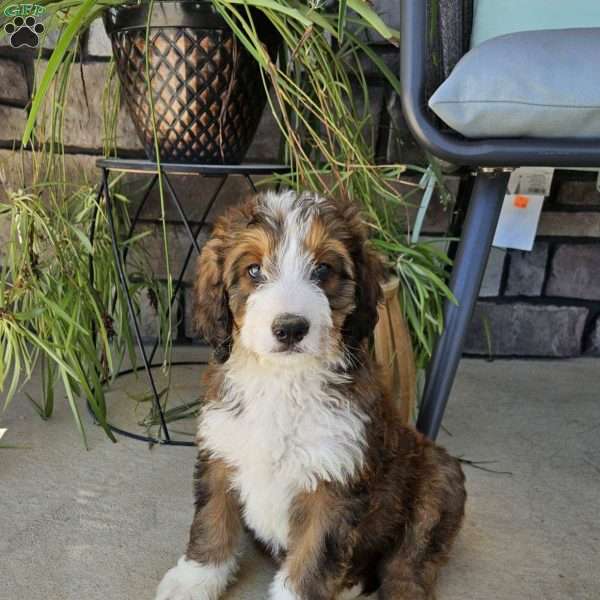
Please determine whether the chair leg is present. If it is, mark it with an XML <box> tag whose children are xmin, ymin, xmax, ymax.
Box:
<box><xmin>417</xmin><ymin>170</ymin><xmax>509</xmax><ymax>440</ymax></box>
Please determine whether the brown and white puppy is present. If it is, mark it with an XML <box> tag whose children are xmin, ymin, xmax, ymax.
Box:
<box><xmin>156</xmin><ymin>191</ymin><xmax>466</xmax><ymax>600</ymax></box>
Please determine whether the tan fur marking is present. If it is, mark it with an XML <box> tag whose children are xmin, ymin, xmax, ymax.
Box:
<box><xmin>186</xmin><ymin>457</ymin><xmax>242</xmax><ymax>564</ymax></box>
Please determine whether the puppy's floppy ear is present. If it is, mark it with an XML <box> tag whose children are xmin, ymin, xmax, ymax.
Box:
<box><xmin>193</xmin><ymin>228</ymin><xmax>233</xmax><ymax>363</ymax></box>
<box><xmin>341</xmin><ymin>203</ymin><xmax>385</xmax><ymax>355</ymax></box>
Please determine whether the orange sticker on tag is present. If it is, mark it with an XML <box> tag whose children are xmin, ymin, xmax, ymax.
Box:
<box><xmin>514</xmin><ymin>195</ymin><xmax>529</xmax><ymax>209</ymax></box>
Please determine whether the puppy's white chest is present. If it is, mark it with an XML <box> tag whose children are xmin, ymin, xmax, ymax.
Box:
<box><xmin>199</xmin><ymin>367</ymin><xmax>367</xmax><ymax>553</ymax></box>
<box><xmin>229</xmin><ymin>442</ymin><xmax>299</xmax><ymax>553</ymax></box>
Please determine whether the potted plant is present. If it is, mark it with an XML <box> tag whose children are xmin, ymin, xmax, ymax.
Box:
<box><xmin>105</xmin><ymin>1</ymin><xmax>279</xmax><ymax>163</ymax></box>
<box><xmin>19</xmin><ymin>1</ymin><xmax>398</xmax><ymax>157</ymax></box>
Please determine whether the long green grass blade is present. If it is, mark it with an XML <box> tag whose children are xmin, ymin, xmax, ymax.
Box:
<box><xmin>337</xmin><ymin>0</ymin><xmax>348</xmax><ymax>42</ymax></box>
<box><xmin>346</xmin><ymin>0</ymin><xmax>400</xmax><ymax>44</ymax></box>
<box><xmin>22</xmin><ymin>0</ymin><xmax>97</xmax><ymax>145</ymax></box>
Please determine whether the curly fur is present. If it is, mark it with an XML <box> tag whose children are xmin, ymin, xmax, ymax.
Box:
<box><xmin>156</xmin><ymin>191</ymin><xmax>466</xmax><ymax>600</ymax></box>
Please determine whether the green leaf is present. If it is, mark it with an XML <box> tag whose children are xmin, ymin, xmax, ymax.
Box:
<box><xmin>348</xmin><ymin>32</ymin><xmax>402</xmax><ymax>96</ymax></box>
<box><xmin>337</xmin><ymin>0</ymin><xmax>348</xmax><ymax>42</ymax></box>
<box><xmin>22</xmin><ymin>0</ymin><xmax>98</xmax><ymax>145</ymax></box>
<box><xmin>346</xmin><ymin>0</ymin><xmax>400</xmax><ymax>45</ymax></box>
<box><xmin>72</xmin><ymin>225</ymin><xmax>94</xmax><ymax>254</ymax></box>
<box><xmin>37</xmin><ymin>295</ymin><xmax>88</xmax><ymax>335</ymax></box>
<box><xmin>59</xmin><ymin>367</ymin><xmax>88</xmax><ymax>450</ymax></box>
<box><xmin>220</xmin><ymin>0</ymin><xmax>312</xmax><ymax>26</ymax></box>
<box><xmin>12</xmin><ymin>308</ymin><xmax>46</xmax><ymax>321</ymax></box>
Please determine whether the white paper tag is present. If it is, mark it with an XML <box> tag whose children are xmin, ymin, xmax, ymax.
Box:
<box><xmin>507</xmin><ymin>167</ymin><xmax>555</xmax><ymax>196</ymax></box>
<box><xmin>493</xmin><ymin>193</ymin><xmax>545</xmax><ymax>251</ymax></box>
<box><xmin>0</xmin><ymin>428</ymin><xmax>6</xmax><ymax>441</ymax></box>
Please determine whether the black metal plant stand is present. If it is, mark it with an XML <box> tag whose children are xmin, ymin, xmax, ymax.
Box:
<box><xmin>89</xmin><ymin>158</ymin><xmax>289</xmax><ymax>446</ymax></box>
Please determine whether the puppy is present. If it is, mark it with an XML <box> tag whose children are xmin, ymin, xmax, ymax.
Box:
<box><xmin>156</xmin><ymin>191</ymin><xmax>466</xmax><ymax>600</ymax></box>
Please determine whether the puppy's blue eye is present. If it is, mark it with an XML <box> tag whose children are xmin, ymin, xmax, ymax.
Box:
<box><xmin>248</xmin><ymin>264</ymin><xmax>262</xmax><ymax>280</ymax></box>
<box><xmin>312</xmin><ymin>263</ymin><xmax>331</xmax><ymax>282</ymax></box>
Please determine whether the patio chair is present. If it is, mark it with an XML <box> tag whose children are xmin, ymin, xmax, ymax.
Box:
<box><xmin>400</xmin><ymin>0</ymin><xmax>600</xmax><ymax>439</ymax></box>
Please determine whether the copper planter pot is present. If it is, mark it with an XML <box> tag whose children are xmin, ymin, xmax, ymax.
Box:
<box><xmin>106</xmin><ymin>1</ymin><xmax>277</xmax><ymax>164</ymax></box>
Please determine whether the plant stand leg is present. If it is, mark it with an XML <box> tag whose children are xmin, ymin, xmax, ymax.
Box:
<box><xmin>102</xmin><ymin>168</ymin><xmax>171</xmax><ymax>442</ymax></box>
<box><xmin>147</xmin><ymin>174</ymin><xmax>228</xmax><ymax>364</ymax></box>
<box><xmin>417</xmin><ymin>170</ymin><xmax>509</xmax><ymax>440</ymax></box>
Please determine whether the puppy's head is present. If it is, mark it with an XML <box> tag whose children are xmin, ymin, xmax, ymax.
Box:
<box><xmin>193</xmin><ymin>191</ymin><xmax>384</xmax><ymax>366</ymax></box>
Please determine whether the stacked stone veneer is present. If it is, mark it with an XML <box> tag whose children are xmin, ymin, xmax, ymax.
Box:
<box><xmin>466</xmin><ymin>178</ymin><xmax>600</xmax><ymax>358</ymax></box>
<box><xmin>0</xmin><ymin>10</ymin><xmax>598</xmax><ymax>358</ymax></box>
<box><xmin>397</xmin><ymin>175</ymin><xmax>600</xmax><ymax>358</ymax></box>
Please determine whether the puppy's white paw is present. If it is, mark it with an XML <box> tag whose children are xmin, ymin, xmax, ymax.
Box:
<box><xmin>155</xmin><ymin>555</ymin><xmax>236</xmax><ymax>600</ymax></box>
<box><xmin>338</xmin><ymin>584</ymin><xmax>364</xmax><ymax>600</ymax></box>
<box><xmin>269</xmin><ymin>570</ymin><xmax>364</xmax><ymax>600</ymax></box>
<box><xmin>269</xmin><ymin>569</ymin><xmax>300</xmax><ymax>600</ymax></box>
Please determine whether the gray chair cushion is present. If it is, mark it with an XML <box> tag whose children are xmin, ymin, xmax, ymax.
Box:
<box><xmin>429</xmin><ymin>28</ymin><xmax>600</xmax><ymax>139</ymax></box>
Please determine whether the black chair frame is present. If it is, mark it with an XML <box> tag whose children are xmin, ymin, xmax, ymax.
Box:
<box><xmin>400</xmin><ymin>0</ymin><xmax>600</xmax><ymax>439</ymax></box>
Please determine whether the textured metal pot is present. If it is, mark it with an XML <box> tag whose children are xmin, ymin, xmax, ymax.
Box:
<box><xmin>106</xmin><ymin>1</ymin><xmax>278</xmax><ymax>164</ymax></box>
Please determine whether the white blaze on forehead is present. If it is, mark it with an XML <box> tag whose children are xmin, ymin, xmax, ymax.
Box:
<box><xmin>260</xmin><ymin>189</ymin><xmax>299</xmax><ymax>214</ymax></box>
<box><xmin>260</xmin><ymin>189</ymin><xmax>325</xmax><ymax>278</ymax></box>
<box><xmin>277</xmin><ymin>201</ymin><xmax>314</xmax><ymax>279</ymax></box>
<box><xmin>260</xmin><ymin>189</ymin><xmax>325</xmax><ymax>214</ymax></box>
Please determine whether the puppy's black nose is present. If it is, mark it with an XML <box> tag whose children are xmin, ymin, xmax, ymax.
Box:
<box><xmin>272</xmin><ymin>314</ymin><xmax>310</xmax><ymax>346</ymax></box>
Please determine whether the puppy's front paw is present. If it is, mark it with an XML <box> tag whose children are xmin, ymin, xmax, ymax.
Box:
<box><xmin>269</xmin><ymin>569</ymin><xmax>300</xmax><ymax>600</ymax></box>
<box><xmin>155</xmin><ymin>555</ymin><xmax>237</xmax><ymax>600</ymax></box>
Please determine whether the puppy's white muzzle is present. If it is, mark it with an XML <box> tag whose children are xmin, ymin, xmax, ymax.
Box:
<box><xmin>240</xmin><ymin>278</ymin><xmax>332</xmax><ymax>358</ymax></box>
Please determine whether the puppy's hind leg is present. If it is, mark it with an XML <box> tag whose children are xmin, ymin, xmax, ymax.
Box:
<box><xmin>377</xmin><ymin>553</ymin><xmax>440</xmax><ymax>600</ymax></box>
<box><xmin>379</xmin><ymin>452</ymin><xmax>466</xmax><ymax>600</ymax></box>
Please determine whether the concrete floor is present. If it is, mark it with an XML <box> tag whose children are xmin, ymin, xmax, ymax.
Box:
<box><xmin>1</xmin><ymin>358</ymin><xmax>599</xmax><ymax>600</ymax></box>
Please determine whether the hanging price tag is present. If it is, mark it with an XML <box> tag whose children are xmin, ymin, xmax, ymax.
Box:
<box><xmin>493</xmin><ymin>168</ymin><xmax>552</xmax><ymax>251</ymax></box>
<box><xmin>493</xmin><ymin>193</ymin><xmax>544</xmax><ymax>251</ymax></box>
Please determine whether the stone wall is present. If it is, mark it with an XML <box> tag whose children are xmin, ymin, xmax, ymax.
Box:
<box><xmin>464</xmin><ymin>177</ymin><xmax>600</xmax><ymax>358</ymax></box>
<box><xmin>0</xmin><ymin>20</ymin><xmax>137</xmax><ymax>190</ymax></box>
<box><xmin>1</xmin><ymin>13</ymin><xmax>599</xmax><ymax>358</ymax></box>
